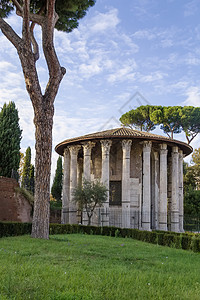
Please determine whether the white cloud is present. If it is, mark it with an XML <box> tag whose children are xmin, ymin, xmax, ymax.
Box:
<box><xmin>139</xmin><ymin>71</ymin><xmax>166</xmax><ymax>83</ymax></box>
<box><xmin>0</xmin><ymin>61</ymin><xmax>16</xmax><ymax>71</ymax></box>
<box><xmin>184</xmin><ymin>0</ymin><xmax>200</xmax><ymax>17</ymax></box>
<box><xmin>184</xmin><ymin>86</ymin><xmax>200</xmax><ymax>106</ymax></box>
<box><xmin>88</xmin><ymin>8</ymin><xmax>120</xmax><ymax>34</ymax></box>
<box><xmin>133</xmin><ymin>30</ymin><xmax>156</xmax><ymax>40</ymax></box>
<box><xmin>107</xmin><ymin>60</ymin><xmax>137</xmax><ymax>83</ymax></box>
<box><xmin>184</xmin><ymin>54</ymin><xmax>200</xmax><ymax>66</ymax></box>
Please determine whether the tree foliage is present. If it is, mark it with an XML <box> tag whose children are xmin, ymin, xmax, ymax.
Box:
<box><xmin>51</xmin><ymin>156</ymin><xmax>63</xmax><ymax>202</ymax></box>
<box><xmin>180</xmin><ymin>106</ymin><xmax>200</xmax><ymax>144</ymax></box>
<box><xmin>0</xmin><ymin>0</ymin><xmax>95</xmax><ymax>32</ymax></box>
<box><xmin>184</xmin><ymin>149</ymin><xmax>200</xmax><ymax>215</ymax></box>
<box><xmin>21</xmin><ymin>146</ymin><xmax>35</xmax><ymax>194</ymax></box>
<box><xmin>0</xmin><ymin>1</ymin><xmax>95</xmax><ymax>239</ymax></box>
<box><xmin>73</xmin><ymin>179</ymin><xmax>108</xmax><ymax>225</ymax></box>
<box><xmin>150</xmin><ymin>106</ymin><xmax>182</xmax><ymax>139</ymax></box>
<box><xmin>120</xmin><ymin>105</ymin><xmax>200</xmax><ymax>143</ymax></box>
<box><xmin>0</xmin><ymin>102</ymin><xmax>22</xmax><ymax>178</ymax></box>
<box><xmin>120</xmin><ymin>105</ymin><xmax>155</xmax><ymax>132</ymax></box>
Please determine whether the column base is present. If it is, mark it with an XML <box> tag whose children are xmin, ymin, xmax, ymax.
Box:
<box><xmin>61</xmin><ymin>207</ymin><xmax>69</xmax><ymax>224</ymax></box>
<box><xmin>141</xmin><ymin>222</ymin><xmax>151</xmax><ymax>231</ymax></box>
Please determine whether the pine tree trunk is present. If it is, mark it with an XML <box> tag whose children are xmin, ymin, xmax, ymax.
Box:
<box><xmin>31</xmin><ymin>106</ymin><xmax>54</xmax><ymax>239</ymax></box>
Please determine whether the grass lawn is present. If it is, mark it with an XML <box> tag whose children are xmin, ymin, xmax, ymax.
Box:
<box><xmin>0</xmin><ymin>234</ymin><xmax>200</xmax><ymax>299</ymax></box>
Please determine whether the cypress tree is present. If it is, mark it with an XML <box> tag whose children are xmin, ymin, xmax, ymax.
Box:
<box><xmin>29</xmin><ymin>164</ymin><xmax>35</xmax><ymax>195</ymax></box>
<box><xmin>0</xmin><ymin>102</ymin><xmax>22</xmax><ymax>178</ymax></box>
<box><xmin>22</xmin><ymin>146</ymin><xmax>31</xmax><ymax>190</ymax></box>
<box><xmin>51</xmin><ymin>156</ymin><xmax>63</xmax><ymax>202</ymax></box>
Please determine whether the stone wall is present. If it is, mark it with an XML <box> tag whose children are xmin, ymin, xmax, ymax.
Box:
<box><xmin>0</xmin><ymin>177</ymin><xmax>32</xmax><ymax>222</ymax></box>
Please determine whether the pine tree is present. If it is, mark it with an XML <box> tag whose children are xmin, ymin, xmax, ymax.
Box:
<box><xmin>0</xmin><ymin>102</ymin><xmax>22</xmax><ymax>178</ymax></box>
<box><xmin>0</xmin><ymin>0</ymin><xmax>95</xmax><ymax>239</ymax></box>
<box><xmin>22</xmin><ymin>146</ymin><xmax>31</xmax><ymax>189</ymax></box>
<box><xmin>51</xmin><ymin>156</ymin><xmax>63</xmax><ymax>202</ymax></box>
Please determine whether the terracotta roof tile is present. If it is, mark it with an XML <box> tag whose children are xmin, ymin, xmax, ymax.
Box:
<box><xmin>55</xmin><ymin>127</ymin><xmax>192</xmax><ymax>156</ymax></box>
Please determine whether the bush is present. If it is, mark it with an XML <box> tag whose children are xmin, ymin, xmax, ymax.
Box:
<box><xmin>0</xmin><ymin>222</ymin><xmax>31</xmax><ymax>238</ymax></box>
<box><xmin>163</xmin><ymin>234</ymin><xmax>176</xmax><ymax>247</ymax></box>
<box><xmin>157</xmin><ymin>233</ymin><xmax>165</xmax><ymax>245</ymax></box>
<box><xmin>191</xmin><ymin>237</ymin><xmax>200</xmax><ymax>252</ymax></box>
<box><xmin>1</xmin><ymin>222</ymin><xmax>200</xmax><ymax>253</ymax></box>
<box><xmin>181</xmin><ymin>235</ymin><xmax>192</xmax><ymax>250</ymax></box>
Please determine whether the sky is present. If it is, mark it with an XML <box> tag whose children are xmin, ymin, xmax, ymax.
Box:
<box><xmin>0</xmin><ymin>0</ymin><xmax>200</xmax><ymax>182</ymax></box>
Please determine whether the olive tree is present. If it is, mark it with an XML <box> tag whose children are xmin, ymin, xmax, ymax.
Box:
<box><xmin>73</xmin><ymin>179</ymin><xmax>108</xmax><ymax>226</ymax></box>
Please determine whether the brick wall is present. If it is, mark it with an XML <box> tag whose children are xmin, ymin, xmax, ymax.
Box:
<box><xmin>0</xmin><ymin>177</ymin><xmax>32</xmax><ymax>222</ymax></box>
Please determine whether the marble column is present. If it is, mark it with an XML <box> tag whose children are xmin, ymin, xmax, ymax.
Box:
<box><xmin>61</xmin><ymin>148</ymin><xmax>70</xmax><ymax>224</ymax></box>
<box><xmin>159</xmin><ymin>143</ymin><xmax>168</xmax><ymax>231</ymax></box>
<box><xmin>82</xmin><ymin>142</ymin><xmax>95</xmax><ymax>180</ymax></box>
<box><xmin>122</xmin><ymin>140</ymin><xmax>132</xmax><ymax>228</ymax></box>
<box><xmin>171</xmin><ymin>146</ymin><xmax>180</xmax><ymax>232</ymax></box>
<box><xmin>100</xmin><ymin>140</ymin><xmax>112</xmax><ymax>227</ymax></box>
<box><xmin>82</xmin><ymin>142</ymin><xmax>95</xmax><ymax>225</ymax></box>
<box><xmin>68</xmin><ymin>145</ymin><xmax>81</xmax><ymax>224</ymax></box>
<box><xmin>142</xmin><ymin>141</ymin><xmax>152</xmax><ymax>231</ymax></box>
<box><xmin>151</xmin><ymin>151</ymin><xmax>159</xmax><ymax>230</ymax></box>
<box><xmin>179</xmin><ymin>150</ymin><xmax>184</xmax><ymax>232</ymax></box>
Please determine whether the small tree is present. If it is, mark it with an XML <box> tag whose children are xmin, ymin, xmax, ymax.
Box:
<box><xmin>0</xmin><ymin>102</ymin><xmax>22</xmax><ymax>178</ymax></box>
<box><xmin>51</xmin><ymin>156</ymin><xmax>63</xmax><ymax>202</ymax></box>
<box><xmin>73</xmin><ymin>179</ymin><xmax>108</xmax><ymax>225</ymax></box>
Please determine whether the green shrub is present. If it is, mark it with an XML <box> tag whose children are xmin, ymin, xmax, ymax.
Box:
<box><xmin>0</xmin><ymin>222</ymin><xmax>31</xmax><ymax>238</ymax></box>
<box><xmin>115</xmin><ymin>229</ymin><xmax>121</xmax><ymax>238</ymax></box>
<box><xmin>148</xmin><ymin>232</ymin><xmax>157</xmax><ymax>244</ymax></box>
<box><xmin>191</xmin><ymin>237</ymin><xmax>200</xmax><ymax>252</ymax></box>
<box><xmin>15</xmin><ymin>187</ymin><xmax>34</xmax><ymax>205</ymax></box>
<box><xmin>163</xmin><ymin>234</ymin><xmax>176</xmax><ymax>247</ymax></box>
<box><xmin>1</xmin><ymin>222</ymin><xmax>200</xmax><ymax>254</ymax></box>
<box><xmin>181</xmin><ymin>235</ymin><xmax>192</xmax><ymax>250</ymax></box>
<box><xmin>174</xmin><ymin>235</ymin><xmax>182</xmax><ymax>249</ymax></box>
<box><xmin>157</xmin><ymin>233</ymin><xmax>165</xmax><ymax>245</ymax></box>
<box><xmin>131</xmin><ymin>229</ymin><xmax>139</xmax><ymax>239</ymax></box>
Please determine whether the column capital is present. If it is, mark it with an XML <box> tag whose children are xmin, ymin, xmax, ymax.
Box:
<box><xmin>68</xmin><ymin>145</ymin><xmax>81</xmax><ymax>156</ymax></box>
<box><xmin>122</xmin><ymin>139</ymin><xmax>132</xmax><ymax>151</ymax></box>
<box><xmin>82</xmin><ymin>141</ymin><xmax>96</xmax><ymax>151</ymax></box>
<box><xmin>172</xmin><ymin>146</ymin><xmax>179</xmax><ymax>154</ymax></box>
<box><xmin>153</xmin><ymin>151</ymin><xmax>159</xmax><ymax>161</ymax></box>
<box><xmin>179</xmin><ymin>149</ymin><xmax>184</xmax><ymax>159</ymax></box>
<box><xmin>63</xmin><ymin>147</ymin><xmax>69</xmax><ymax>156</ymax></box>
<box><xmin>143</xmin><ymin>140</ymin><xmax>152</xmax><ymax>152</ymax></box>
<box><xmin>160</xmin><ymin>143</ymin><xmax>168</xmax><ymax>155</ymax></box>
<box><xmin>100</xmin><ymin>140</ymin><xmax>112</xmax><ymax>154</ymax></box>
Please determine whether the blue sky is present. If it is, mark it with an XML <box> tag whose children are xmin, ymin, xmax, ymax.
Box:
<box><xmin>0</xmin><ymin>0</ymin><xmax>200</xmax><ymax>180</ymax></box>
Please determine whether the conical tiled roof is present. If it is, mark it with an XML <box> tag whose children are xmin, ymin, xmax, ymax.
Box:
<box><xmin>55</xmin><ymin>127</ymin><xmax>193</xmax><ymax>156</ymax></box>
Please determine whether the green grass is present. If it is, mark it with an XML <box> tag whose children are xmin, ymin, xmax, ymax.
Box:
<box><xmin>0</xmin><ymin>234</ymin><xmax>200</xmax><ymax>299</ymax></box>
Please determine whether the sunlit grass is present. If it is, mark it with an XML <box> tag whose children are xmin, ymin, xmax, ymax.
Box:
<box><xmin>0</xmin><ymin>234</ymin><xmax>200</xmax><ymax>299</ymax></box>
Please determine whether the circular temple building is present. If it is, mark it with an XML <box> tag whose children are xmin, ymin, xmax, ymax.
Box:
<box><xmin>55</xmin><ymin>127</ymin><xmax>192</xmax><ymax>232</ymax></box>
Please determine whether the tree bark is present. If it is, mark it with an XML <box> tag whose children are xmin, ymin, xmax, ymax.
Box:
<box><xmin>31</xmin><ymin>107</ymin><xmax>53</xmax><ymax>239</ymax></box>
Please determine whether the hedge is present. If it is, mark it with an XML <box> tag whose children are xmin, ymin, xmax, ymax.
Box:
<box><xmin>1</xmin><ymin>222</ymin><xmax>200</xmax><ymax>253</ymax></box>
<box><xmin>0</xmin><ymin>222</ymin><xmax>31</xmax><ymax>238</ymax></box>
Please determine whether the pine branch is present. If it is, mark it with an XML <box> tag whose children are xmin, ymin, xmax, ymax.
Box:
<box><xmin>0</xmin><ymin>17</ymin><xmax>22</xmax><ymax>50</ymax></box>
